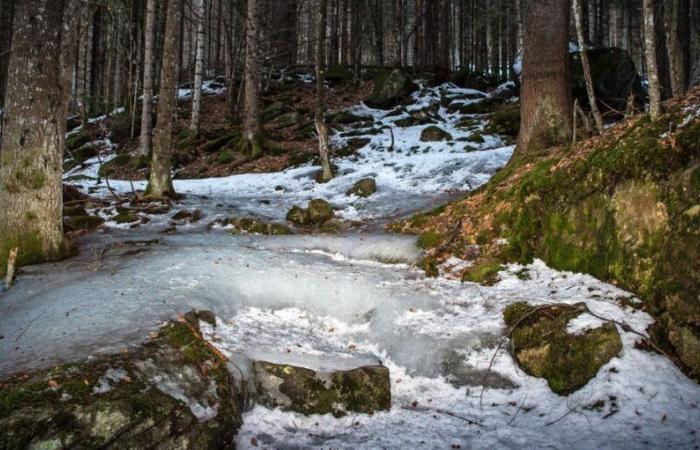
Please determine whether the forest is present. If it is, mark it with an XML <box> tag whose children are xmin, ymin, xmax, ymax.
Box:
<box><xmin>0</xmin><ymin>0</ymin><xmax>699</xmax><ymax>448</ymax></box>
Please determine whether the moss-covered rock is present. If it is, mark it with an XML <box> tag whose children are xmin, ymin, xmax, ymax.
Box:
<box><xmin>65</xmin><ymin>133</ymin><xmax>91</xmax><ymax>151</ymax></box>
<box><xmin>420</xmin><ymin>126</ymin><xmax>453</xmax><ymax>142</ymax></box>
<box><xmin>504</xmin><ymin>302</ymin><xmax>622</xmax><ymax>395</ymax></box>
<box><xmin>365</xmin><ymin>69</ymin><xmax>418</xmax><ymax>110</ymax></box>
<box><xmin>171</xmin><ymin>209</ymin><xmax>202</xmax><ymax>222</ymax></box>
<box><xmin>307</xmin><ymin>199</ymin><xmax>335</xmax><ymax>224</ymax></box>
<box><xmin>64</xmin><ymin>215</ymin><xmax>105</xmax><ymax>232</ymax></box>
<box><xmin>452</xmin><ymin>69</ymin><xmax>502</xmax><ymax>91</ymax></box>
<box><xmin>262</xmin><ymin>101</ymin><xmax>288</xmax><ymax>122</ymax></box>
<box><xmin>0</xmin><ymin>319</ymin><xmax>241</xmax><ymax>449</ymax></box>
<box><xmin>327</xmin><ymin>111</ymin><xmax>373</xmax><ymax>125</ymax></box>
<box><xmin>346</xmin><ymin>178</ymin><xmax>377</xmax><ymax>198</ymax></box>
<box><xmin>254</xmin><ymin>361</ymin><xmax>390</xmax><ymax>417</ymax></box>
<box><xmin>226</xmin><ymin>217</ymin><xmax>293</xmax><ymax>235</ymax></box>
<box><xmin>325</xmin><ymin>65</ymin><xmax>355</xmax><ymax>84</ymax></box>
<box><xmin>486</xmin><ymin>101</ymin><xmax>521</xmax><ymax>138</ymax></box>
<box><xmin>286</xmin><ymin>205</ymin><xmax>309</xmax><ymax>226</ymax></box>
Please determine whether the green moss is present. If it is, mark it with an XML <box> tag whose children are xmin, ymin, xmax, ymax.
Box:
<box><xmin>486</xmin><ymin>101</ymin><xmax>520</xmax><ymax>137</ymax></box>
<box><xmin>462</xmin><ymin>260</ymin><xmax>503</xmax><ymax>285</ymax></box>
<box><xmin>201</xmin><ymin>132</ymin><xmax>238</xmax><ymax>154</ymax></box>
<box><xmin>218</xmin><ymin>149</ymin><xmax>234</xmax><ymax>164</ymax></box>
<box><xmin>0</xmin><ymin>231</ymin><xmax>74</xmax><ymax>278</ymax></box>
<box><xmin>417</xmin><ymin>231</ymin><xmax>443</xmax><ymax>250</ymax></box>
<box><xmin>65</xmin><ymin>133</ymin><xmax>91</xmax><ymax>151</ymax></box>
<box><xmin>64</xmin><ymin>215</ymin><xmax>105</xmax><ymax>231</ymax></box>
<box><xmin>420</xmin><ymin>256</ymin><xmax>439</xmax><ymax>277</ymax></box>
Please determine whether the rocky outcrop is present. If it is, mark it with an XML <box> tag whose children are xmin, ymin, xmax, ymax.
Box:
<box><xmin>0</xmin><ymin>319</ymin><xmax>242</xmax><ymax>449</ymax></box>
<box><xmin>254</xmin><ymin>361</ymin><xmax>391</xmax><ymax>417</ymax></box>
<box><xmin>504</xmin><ymin>302</ymin><xmax>622</xmax><ymax>395</ymax></box>
<box><xmin>365</xmin><ymin>69</ymin><xmax>418</xmax><ymax>110</ymax></box>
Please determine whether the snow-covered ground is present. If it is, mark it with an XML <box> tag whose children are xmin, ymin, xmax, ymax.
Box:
<box><xmin>2</xmin><ymin>79</ymin><xmax>696</xmax><ymax>448</ymax></box>
<box><xmin>64</xmin><ymin>82</ymin><xmax>513</xmax><ymax>227</ymax></box>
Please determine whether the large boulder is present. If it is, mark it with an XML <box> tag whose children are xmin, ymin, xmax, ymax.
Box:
<box><xmin>0</xmin><ymin>319</ymin><xmax>241</xmax><ymax>449</ymax></box>
<box><xmin>570</xmin><ymin>47</ymin><xmax>645</xmax><ymax>115</ymax></box>
<box><xmin>254</xmin><ymin>361</ymin><xmax>391</xmax><ymax>417</ymax></box>
<box><xmin>503</xmin><ymin>302</ymin><xmax>622</xmax><ymax>395</ymax></box>
<box><xmin>365</xmin><ymin>69</ymin><xmax>418</xmax><ymax>109</ymax></box>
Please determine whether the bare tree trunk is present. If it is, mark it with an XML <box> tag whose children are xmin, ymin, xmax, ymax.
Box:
<box><xmin>242</xmin><ymin>0</ymin><xmax>262</xmax><ymax>158</ymax></box>
<box><xmin>573</xmin><ymin>0</ymin><xmax>604</xmax><ymax>133</ymax></box>
<box><xmin>0</xmin><ymin>0</ymin><xmax>69</xmax><ymax>276</ymax></box>
<box><xmin>516</xmin><ymin>0</ymin><xmax>572</xmax><ymax>156</ymax></box>
<box><xmin>664</xmin><ymin>0</ymin><xmax>689</xmax><ymax>97</ymax></box>
<box><xmin>315</xmin><ymin>0</ymin><xmax>333</xmax><ymax>182</ymax></box>
<box><xmin>139</xmin><ymin>0</ymin><xmax>157</xmax><ymax>155</ymax></box>
<box><xmin>643</xmin><ymin>0</ymin><xmax>662</xmax><ymax>118</ymax></box>
<box><xmin>191</xmin><ymin>0</ymin><xmax>206</xmax><ymax>135</ymax></box>
<box><xmin>147</xmin><ymin>0</ymin><xmax>181</xmax><ymax>198</ymax></box>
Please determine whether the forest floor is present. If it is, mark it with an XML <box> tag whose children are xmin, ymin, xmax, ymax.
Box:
<box><xmin>2</xmin><ymin>77</ymin><xmax>700</xmax><ymax>448</ymax></box>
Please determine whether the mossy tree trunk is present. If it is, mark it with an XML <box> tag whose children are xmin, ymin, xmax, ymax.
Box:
<box><xmin>138</xmin><ymin>0</ymin><xmax>156</xmax><ymax>156</ymax></box>
<box><xmin>242</xmin><ymin>0</ymin><xmax>262</xmax><ymax>158</ymax></box>
<box><xmin>0</xmin><ymin>0</ymin><xmax>69</xmax><ymax>276</ymax></box>
<box><xmin>663</xmin><ymin>0</ymin><xmax>689</xmax><ymax>98</ymax></box>
<box><xmin>515</xmin><ymin>0</ymin><xmax>572</xmax><ymax>156</ymax></box>
<box><xmin>146</xmin><ymin>0</ymin><xmax>180</xmax><ymax>198</ymax></box>
<box><xmin>315</xmin><ymin>0</ymin><xmax>334</xmax><ymax>182</ymax></box>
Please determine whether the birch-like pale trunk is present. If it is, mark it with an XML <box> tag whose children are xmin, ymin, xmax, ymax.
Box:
<box><xmin>642</xmin><ymin>0</ymin><xmax>662</xmax><ymax>118</ymax></box>
<box><xmin>573</xmin><ymin>0</ymin><xmax>604</xmax><ymax>133</ymax></box>
<box><xmin>139</xmin><ymin>0</ymin><xmax>157</xmax><ymax>155</ymax></box>
<box><xmin>315</xmin><ymin>0</ymin><xmax>334</xmax><ymax>182</ymax></box>
<box><xmin>191</xmin><ymin>0</ymin><xmax>206</xmax><ymax>135</ymax></box>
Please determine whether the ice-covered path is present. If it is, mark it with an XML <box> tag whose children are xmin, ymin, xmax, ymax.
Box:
<box><xmin>3</xmin><ymin>82</ymin><xmax>699</xmax><ymax>448</ymax></box>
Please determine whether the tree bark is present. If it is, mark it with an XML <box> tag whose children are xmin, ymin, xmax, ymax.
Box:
<box><xmin>0</xmin><ymin>0</ymin><xmax>69</xmax><ymax>275</ymax></box>
<box><xmin>573</xmin><ymin>0</ymin><xmax>604</xmax><ymax>133</ymax></box>
<box><xmin>643</xmin><ymin>0</ymin><xmax>662</xmax><ymax>118</ymax></box>
<box><xmin>139</xmin><ymin>0</ymin><xmax>157</xmax><ymax>155</ymax></box>
<box><xmin>191</xmin><ymin>0</ymin><xmax>206</xmax><ymax>136</ymax></box>
<box><xmin>663</xmin><ymin>0</ymin><xmax>689</xmax><ymax>97</ymax></box>
<box><xmin>147</xmin><ymin>0</ymin><xmax>181</xmax><ymax>198</ymax></box>
<box><xmin>516</xmin><ymin>0</ymin><xmax>572</xmax><ymax>156</ymax></box>
<box><xmin>242</xmin><ymin>0</ymin><xmax>262</xmax><ymax>158</ymax></box>
<box><xmin>315</xmin><ymin>0</ymin><xmax>333</xmax><ymax>182</ymax></box>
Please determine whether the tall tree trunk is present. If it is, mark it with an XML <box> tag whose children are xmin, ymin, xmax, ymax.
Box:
<box><xmin>573</xmin><ymin>0</ymin><xmax>604</xmax><ymax>133</ymax></box>
<box><xmin>643</xmin><ymin>0</ymin><xmax>662</xmax><ymax>118</ymax></box>
<box><xmin>90</xmin><ymin>5</ymin><xmax>103</xmax><ymax>114</ymax></box>
<box><xmin>242</xmin><ymin>0</ymin><xmax>262</xmax><ymax>158</ymax></box>
<box><xmin>147</xmin><ymin>0</ymin><xmax>181</xmax><ymax>198</ymax></box>
<box><xmin>0</xmin><ymin>0</ymin><xmax>69</xmax><ymax>275</ymax></box>
<box><xmin>516</xmin><ymin>0</ymin><xmax>572</xmax><ymax>156</ymax></box>
<box><xmin>0</xmin><ymin>0</ymin><xmax>15</xmax><ymax>110</ymax></box>
<box><xmin>191</xmin><ymin>0</ymin><xmax>206</xmax><ymax>135</ymax></box>
<box><xmin>315</xmin><ymin>0</ymin><xmax>333</xmax><ymax>182</ymax></box>
<box><xmin>664</xmin><ymin>0</ymin><xmax>689</xmax><ymax>97</ymax></box>
<box><xmin>139</xmin><ymin>0</ymin><xmax>157</xmax><ymax>155</ymax></box>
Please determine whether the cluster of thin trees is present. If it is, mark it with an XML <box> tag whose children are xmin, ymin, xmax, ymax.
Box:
<box><xmin>0</xmin><ymin>0</ymin><xmax>699</xmax><ymax>272</ymax></box>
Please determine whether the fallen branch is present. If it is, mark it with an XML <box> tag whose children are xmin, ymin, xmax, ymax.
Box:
<box><xmin>401</xmin><ymin>405</ymin><xmax>484</xmax><ymax>427</ymax></box>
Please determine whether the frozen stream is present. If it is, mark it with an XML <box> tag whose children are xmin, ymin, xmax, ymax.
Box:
<box><xmin>1</xmin><ymin>232</ymin><xmax>698</xmax><ymax>449</ymax></box>
<box><xmin>2</xmin><ymin>81</ymin><xmax>699</xmax><ymax>448</ymax></box>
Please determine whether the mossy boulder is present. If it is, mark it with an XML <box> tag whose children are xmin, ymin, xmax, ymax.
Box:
<box><xmin>171</xmin><ymin>209</ymin><xmax>202</xmax><ymax>222</ymax></box>
<box><xmin>420</xmin><ymin>126</ymin><xmax>453</xmax><ymax>142</ymax></box>
<box><xmin>0</xmin><ymin>320</ymin><xmax>241</xmax><ymax>449</ymax></box>
<box><xmin>325</xmin><ymin>65</ymin><xmax>355</xmax><ymax>84</ymax></box>
<box><xmin>346</xmin><ymin>178</ymin><xmax>377</xmax><ymax>198</ymax></box>
<box><xmin>65</xmin><ymin>133</ymin><xmax>91</xmax><ymax>151</ymax></box>
<box><xmin>112</xmin><ymin>208</ymin><xmax>139</xmax><ymax>224</ymax></box>
<box><xmin>286</xmin><ymin>199</ymin><xmax>335</xmax><ymax>226</ymax></box>
<box><xmin>504</xmin><ymin>302</ymin><xmax>622</xmax><ymax>395</ymax></box>
<box><xmin>286</xmin><ymin>205</ymin><xmax>309</xmax><ymax>226</ymax></box>
<box><xmin>327</xmin><ymin>111</ymin><xmax>373</xmax><ymax>125</ymax></box>
<box><xmin>307</xmin><ymin>199</ymin><xmax>335</xmax><ymax>224</ymax></box>
<box><xmin>570</xmin><ymin>47</ymin><xmax>645</xmax><ymax>114</ymax></box>
<box><xmin>486</xmin><ymin>101</ymin><xmax>521</xmax><ymax>138</ymax></box>
<box><xmin>365</xmin><ymin>69</ymin><xmax>418</xmax><ymax>109</ymax></box>
<box><xmin>262</xmin><ymin>101</ymin><xmax>288</xmax><ymax>122</ymax></box>
<box><xmin>452</xmin><ymin>69</ymin><xmax>501</xmax><ymax>91</ymax></box>
<box><xmin>254</xmin><ymin>361</ymin><xmax>390</xmax><ymax>417</ymax></box>
<box><xmin>64</xmin><ymin>215</ymin><xmax>105</xmax><ymax>232</ymax></box>
<box><xmin>227</xmin><ymin>217</ymin><xmax>293</xmax><ymax>235</ymax></box>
